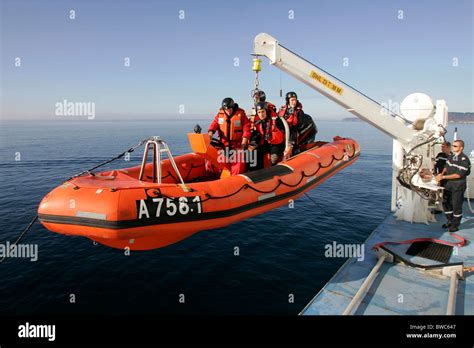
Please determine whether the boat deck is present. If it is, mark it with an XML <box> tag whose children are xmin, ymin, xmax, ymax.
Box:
<box><xmin>301</xmin><ymin>201</ymin><xmax>474</xmax><ymax>315</ymax></box>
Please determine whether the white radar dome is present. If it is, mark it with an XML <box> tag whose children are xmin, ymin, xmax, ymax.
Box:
<box><xmin>400</xmin><ymin>93</ymin><xmax>435</xmax><ymax>122</ymax></box>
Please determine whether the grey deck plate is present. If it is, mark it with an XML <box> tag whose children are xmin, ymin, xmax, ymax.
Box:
<box><xmin>301</xmin><ymin>201</ymin><xmax>474</xmax><ymax>315</ymax></box>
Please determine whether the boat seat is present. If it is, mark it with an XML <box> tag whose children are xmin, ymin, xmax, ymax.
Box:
<box><xmin>188</xmin><ymin>132</ymin><xmax>231</xmax><ymax>179</ymax></box>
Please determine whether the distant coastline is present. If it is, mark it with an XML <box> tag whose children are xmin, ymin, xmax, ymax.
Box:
<box><xmin>342</xmin><ymin>112</ymin><xmax>474</xmax><ymax>123</ymax></box>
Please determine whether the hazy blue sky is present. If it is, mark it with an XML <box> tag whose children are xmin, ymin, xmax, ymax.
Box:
<box><xmin>1</xmin><ymin>0</ymin><xmax>473</xmax><ymax>120</ymax></box>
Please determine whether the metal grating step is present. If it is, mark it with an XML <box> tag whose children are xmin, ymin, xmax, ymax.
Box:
<box><xmin>406</xmin><ymin>241</ymin><xmax>453</xmax><ymax>263</ymax></box>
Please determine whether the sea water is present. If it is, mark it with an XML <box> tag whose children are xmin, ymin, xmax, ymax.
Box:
<box><xmin>0</xmin><ymin>119</ymin><xmax>471</xmax><ymax>315</ymax></box>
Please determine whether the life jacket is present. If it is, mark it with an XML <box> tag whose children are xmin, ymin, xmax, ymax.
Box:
<box><xmin>254</xmin><ymin>115</ymin><xmax>285</xmax><ymax>146</ymax></box>
<box><xmin>217</xmin><ymin>107</ymin><xmax>246</xmax><ymax>144</ymax></box>
<box><xmin>278</xmin><ymin>101</ymin><xmax>303</xmax><ymax>127</ymax></box>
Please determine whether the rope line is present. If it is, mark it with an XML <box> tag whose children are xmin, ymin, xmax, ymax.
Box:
<box><xmin>0</xmin><ymin>215</ymin><xmax>38</xmax><ymax>264</ymax></box>
<box><xmin>65</xmin><ymin>139</ymin><xmax>148</xmax><ymax>182</ymax></box>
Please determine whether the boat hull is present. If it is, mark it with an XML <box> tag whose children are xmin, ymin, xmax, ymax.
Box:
<box><xmin>38</xmin><ymin>137</ymin><xmax>360</xmax><ymax>250</ymax></box>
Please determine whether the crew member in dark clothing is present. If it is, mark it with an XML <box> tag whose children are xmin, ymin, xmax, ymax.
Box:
<box><xmin>434</xmin><ymin>141</ymin><xmax>452</xmax><ymax>208</ymax></box>
<box><xmin>296</xmin><ymin>112</ymin><xmax>318</xmax><ymax>153</ymax></box>
<box><xmin>436</xmin><ymin>139</ymin><xmax>471</xmax><ymax>232</ymax></box>
<box><xmin>434</xmin><ymin>142</ymin><xmax>452</xmax><ymax>176</ymax></box>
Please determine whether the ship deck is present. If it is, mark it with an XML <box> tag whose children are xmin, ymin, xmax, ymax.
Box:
<box><xmin>301</xmin><ymin>201</ymin><xmax>474</xmax><ymax>315</ymax></box>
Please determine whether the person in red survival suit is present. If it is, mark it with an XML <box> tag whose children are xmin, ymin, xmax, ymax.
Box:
<box><xmin>208</xmin><ymin>97</ymin><xmax>251</xmax><ymax>175</ymax></box>
<box><xmin>278</xmin><ymin>91</ymin><xmax>300</xmax><ymax>156</ymax></box>
<box><xmin>249</xmin><ymin>102</ymin><xmax>286</xmax><ymax>169</ymax></box>
<box><xmin>253</xmin><ymin>89</ymin><xmax>277</xmax><ymax>114</ymax></box>
<box><xmin>278</xmin><ymin>91</ymin><xmax>317</xmax><ymax>155</ymax></box>
<box><xmin>249</xmin><ymin>90</ymin><xmax>277</xmax><ymax>133</ymax></box>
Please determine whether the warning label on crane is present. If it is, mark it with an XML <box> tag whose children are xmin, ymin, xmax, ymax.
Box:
<box><xmin>309</xmin><ymin>71</ymin><xmax>344</xmax><ymax>95</ymax></box>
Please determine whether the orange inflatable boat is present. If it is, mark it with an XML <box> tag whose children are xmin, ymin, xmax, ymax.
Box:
<box><xmin>38</xmin><ymin>133</ymin><xmax>359</xmax><ymax>250</ymax></box>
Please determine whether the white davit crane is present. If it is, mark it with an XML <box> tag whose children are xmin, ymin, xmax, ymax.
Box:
<box><xmin>253</xmin><ymin>33</ymin><xmax>449</xmax><ymax>223</ymax></box>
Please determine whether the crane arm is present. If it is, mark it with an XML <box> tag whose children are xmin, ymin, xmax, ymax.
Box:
<box><xmin>253</xmin><ymin>33</ymin><xmax>417</xmax><ymax>144</ymax></box>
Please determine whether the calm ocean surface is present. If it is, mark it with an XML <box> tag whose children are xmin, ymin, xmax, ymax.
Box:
<box><xmin>0</xmin><ymin>119</ymin><xmax>472</xmax><ymax>315</ymax></box>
